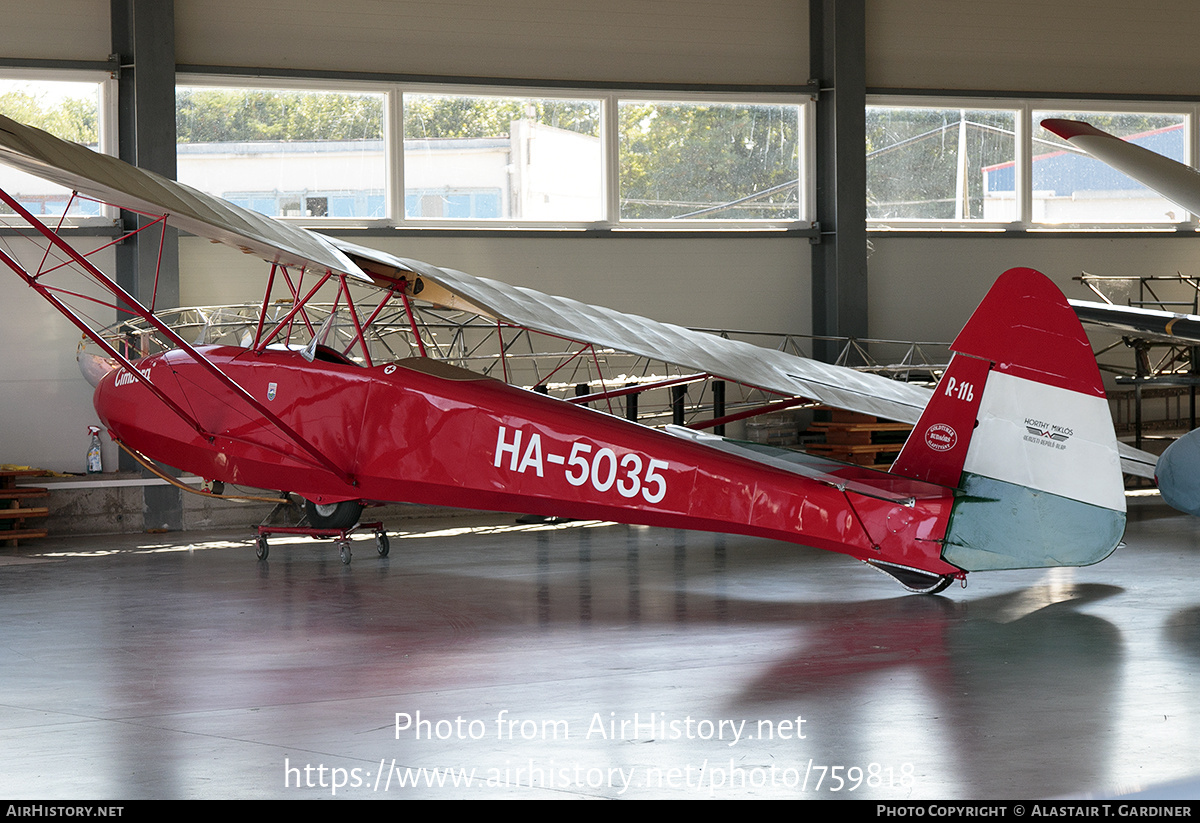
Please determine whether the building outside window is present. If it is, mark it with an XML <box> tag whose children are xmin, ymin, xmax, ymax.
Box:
<box><xmin>0</xmin><ymin>76</ymin><xmax>108</xmax><ymax>219</ymax></box>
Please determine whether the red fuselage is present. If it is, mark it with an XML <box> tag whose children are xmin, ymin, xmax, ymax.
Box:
<box><xmin>93</xmin><ymin>346</ymin><xmax>959</xmax><ymax>576</ymax></box>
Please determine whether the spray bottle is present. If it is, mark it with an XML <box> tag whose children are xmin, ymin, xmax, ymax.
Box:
<box><xmin>86</xmin><ymin>426</ymin><xmax>102</xmax><ymax>474</ymax></box>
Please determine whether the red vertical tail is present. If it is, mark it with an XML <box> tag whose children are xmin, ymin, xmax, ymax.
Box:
<box><xmin>891</xmin><ymin>267</ymin><xmax>1125</xmax><ymax>572</ymax></box>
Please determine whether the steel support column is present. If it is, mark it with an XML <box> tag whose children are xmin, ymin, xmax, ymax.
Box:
<box><xmin>111</xmin><ymin>0</ymin><xmax>182</xmax><ymax>526</ymax></box>
<box><xmin>112</xmin><ymin>0</ymin><xmax>179</xmax><ymax>308</ymax></box>
<box><xmin>810</xmin><ymin>0</ymin><xmax>868</xmax><ymax>364</ymax></box>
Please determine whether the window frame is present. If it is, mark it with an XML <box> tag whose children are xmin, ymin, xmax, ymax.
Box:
<box><xmin>865</xmin><ymin>96</ymin><xmax>1024</xmax><ymax>230</ymax></box>
<box><xmin>612</xmin><ymin>92</ymin><xmax>812</xmax><ymax>229</ymax></box>
<box><xmin>0</xmin><ymin>68</ymin><xmax>118</xmax><ymax>227</ymax></box>
<box><xmin>399</xmin><ymin>83</ymin><xmax>608</xmax><ymax>229</ymax></box>
<box><xmin>867</xmin><ymin>94</ymin><xmax>1199</xmax><ymax>233</ymax></box>
<box><xmin>175</xmin><ymin>75</ymin><xmax>394</xmax><ymax>229</ymax></box>
<box><xmin>175</xmin><ymin>75</ymin><xmax>814</xmax><ymax>232</ymax></box>
<box><xmin>1026</xmin><ymin>102</ymin><xmax>1194</xmax><ymax>230</ymax></box>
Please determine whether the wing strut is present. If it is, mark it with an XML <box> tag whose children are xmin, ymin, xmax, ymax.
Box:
<box><xmin>399</xmin><ymin>287</ymin><xmax>427</xmax><ymax>357</ymax></box>
<box><xmin>0</xmin><ymin>244</ymin><xmax>206</xmax><ymax>440</ymax></box>
<box><xmin>0</xmin><ymin>189</ymin><xmax>357</xmax><ymax>487</ymax></box>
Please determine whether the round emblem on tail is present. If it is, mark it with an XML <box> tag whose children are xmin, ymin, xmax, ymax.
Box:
<box><xmin>924</xmin><ymin>423</ymin><xmax>957</xmax><ymax>452</ymax></box>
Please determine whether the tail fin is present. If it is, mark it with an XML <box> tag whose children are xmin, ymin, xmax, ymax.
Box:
<box><xmin>893</xmin><ymin>267</ymin><xmax>1126</xmax><ymax>571</ymax></box>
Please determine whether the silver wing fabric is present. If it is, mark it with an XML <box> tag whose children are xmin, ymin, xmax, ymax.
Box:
<box><xmin>0</xmin><ymin>115</ymin><xmax>1158</xmax><ymax>478</ymax></box>
<box><xmin>0</xmin><ymin>114</ymin><xmax>367</xmax><ymax>280</ymax></box>
<box><xmin>328</xmin><ymin>237</ymin><xmax>932</xmax><ymax>422</ymax></box>
<box><xmin>331</xmin><ymin>240</ymin><xmax>1159</xmax><ymax>479</ymax></box>
<box><xmin>1071</xmin><ymin>299</ymin><xmax>1200</xmax><ymax>345</ymax></box>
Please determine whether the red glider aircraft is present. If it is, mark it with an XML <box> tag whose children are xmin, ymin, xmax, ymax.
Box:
<box><xmin>0</xmin><ymin>115</ymin><xmax>1135</xmax><ymax>592</ymax></box>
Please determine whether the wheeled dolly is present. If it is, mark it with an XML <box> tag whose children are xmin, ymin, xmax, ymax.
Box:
<box><xmin>253</xmin><ymin>521</ymin><xmax>389</xmax><ymax>565</ymax></box>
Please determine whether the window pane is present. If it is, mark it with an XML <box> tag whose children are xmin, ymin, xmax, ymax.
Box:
<box><xmin>1033</xmin><ymin>111</ymin><xmax>1188</xmax><ymax>223</ymax></box>
<box><xmin>0</xmin><ymin>79</ymin><xmax>102</xmax><ymax>218</ymax></box>
<box><xmin>176</xmin><ymin>87</ymin><xmax>387</xmax><ymax>219</ymax></box>
<box><xmin>404</xmin><ymin>93</ymin><xmax>602</xmax><ymax>221</ymax></box>
<box><xmin>867</xmin><ymin>106</ymin><xmax>1017</xmax><ymax>221</ymax></box>
<box><xmin>619</xmin><ymin>101</ymin><xmax>800</xmax><ymax>220</ymax></box>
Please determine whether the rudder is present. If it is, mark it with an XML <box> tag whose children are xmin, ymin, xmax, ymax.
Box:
<box><xmin>893</xmin><ymin>268</ymin><xmax>1126</xmax><ymax>571</ymax></box>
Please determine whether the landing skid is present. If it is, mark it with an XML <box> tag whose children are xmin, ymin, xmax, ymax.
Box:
<box><xmin>866</xmin><ymin>559</ymin><xmax>960</xmax><ymax>594</ymax></box>
<box><xmin>254</xmin><ymin>521</ymin><xmax>389</xmax><ymax>565</ymax></box>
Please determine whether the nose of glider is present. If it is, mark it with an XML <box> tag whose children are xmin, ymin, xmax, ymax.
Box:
<box><xmin>1154</xmin><ymin>428</ymin><xmax>1200</xmax><ymax>517</ymax></box>
<box><xmin>77</xmin><ymin>351</ymin><xmax>118</xmax><ymax>388</ymax></box>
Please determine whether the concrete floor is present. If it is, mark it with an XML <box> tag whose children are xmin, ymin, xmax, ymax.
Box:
<box><xmin>1</xmin><ymin>495</ymin><xmax>1199</xmax><ymax>799</ymax></box>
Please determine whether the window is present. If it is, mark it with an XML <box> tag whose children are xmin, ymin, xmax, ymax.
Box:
<box><xmin>619</xmin><ymin>100</ymin><xmax>802</xmax><ymax>222</ymax></box>
<box><xmin>177</xmin><ymin>80</ymin><xmax>810</xmax><ymax>230</ymax></box>
<box><xmin>0</xmin><ymin>75</ymin><xmax>110</xmax><ymax>219</ymax></box>
<box><xmin>867</xmin><ymin>105</ymin><xmax>1016</xmax><ymax>222</ymax></box>
<box><xmin>403</xmin><ymin>92</ymin><xmax>602</xmax><ymax>222</ymax></box>
<box><xmin>176</xmin><ymin>84</ymin><xmax>388</xmax><ymax>221</ymax></box>
<box><xmin>1031</xmin><ymin>109</ymin><xmax>1188</xmax><ymax>224</ymax></box>
<box><xmin>224</xmin><ymin>190</ymin><xmax>385</xmax><ymax>219</ymax></box>
<box><xmin>868</xmin><ymin>97</ymin><xmax>1196</xmax><ymax>230</ymax></box>
<box><xmin>405</xmin><ymin>189</ymin><xmax>502</xmax><ymax>219</ymax></box>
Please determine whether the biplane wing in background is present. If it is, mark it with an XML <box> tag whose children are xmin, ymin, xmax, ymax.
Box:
<box><xmin>0</xmin><ymin>114</ymin><xmax>1138</xmax><ymax>592</ymax></box>
<box><xmin>1069</xmin><ymin>299</ymin><xmax>1200</xmax><ymax>345</ymax></box>
<box><xmin>1042</xmin><ymin>118</ymin><xmax>1200</xmax><ymax>516</ymax></box>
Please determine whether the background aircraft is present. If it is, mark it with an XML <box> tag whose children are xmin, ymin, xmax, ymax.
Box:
<box><xmin>0</xmin><ymin>115</ymin><xmax>1134</xmax><ymax>591</ymax></box>
<box><xmin>1042</xmin><ymin>118</ymin><xmax>1200</xmax><ymax>517</ymax></box>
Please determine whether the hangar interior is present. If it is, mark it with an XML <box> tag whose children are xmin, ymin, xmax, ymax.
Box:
<box><xmin>2</xmin><ymin>0</ymin><xmax>1200</xmax><ymax>800</ymax></box>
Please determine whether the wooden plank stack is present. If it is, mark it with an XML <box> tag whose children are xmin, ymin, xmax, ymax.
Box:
<box><xmin>0</xmin><ymin>470</ymin><xmax>49</xmax><ymax>547</ymax></box>
<box><xmin>806</xmin><ymin>410</ymin><xmax>913</xmax><ymax>468</ymax></box>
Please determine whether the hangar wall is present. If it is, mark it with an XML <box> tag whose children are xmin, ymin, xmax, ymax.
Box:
<box><xmin>177</xmin><ymin>235</ymin><xmax>808</xmax><ymax>335</ymax></box>
<box><xmin>863</xmin><ymin>0</ymin><xmax>1200</xmax><ymax>342</ymax></box>
<box><xmin>175</xmin><ymin>0</ymin><xmax>810</xmax><ymax>86</ymax></box>
<box><xmin>169</xmin><ymin>0</ymin><xmax>814</xmax><ymax>337</ymax></box>
<box><xmin>3</xmin><ymin>1</ymin><xmax>1199</xmax><ymax>473</ymax></box>
<box><xmin>0</xmin><ymin>242</ymin><xmax>119</xmax><ymax>472</ymax></box>
<box><xmin>866</xmin><ymin>0</ymin><xmax>1200</xmax><ymax>96</ymax></box>
<box><xmin>867</xmin><ymin>237</ymin><xmax>1200</xmax><ymax>344</ymax></box>
<box><xmin>0</xmin><ymin>0</ymin><xmax>812</xmax><ymax>472</ymax></box>
<box><xmin>0</xmin><ymin>2</ymin><xmax>110</xmax><ymax>61</ymax></box>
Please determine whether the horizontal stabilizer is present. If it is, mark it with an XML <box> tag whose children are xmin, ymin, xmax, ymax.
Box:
<box><xmin>664</xmin><ymin>427</ymin><xmax>948</xmax><ymax>504</ymax></box>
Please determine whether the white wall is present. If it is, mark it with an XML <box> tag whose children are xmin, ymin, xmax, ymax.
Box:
<box><xmin>179</xmin><ymin>234</ymin><xmax>811</xmax><ymax>335</ymax></box>
<box><xmin>0</xmin><ymin>242</ymin><xmax>120</xmax><ymax>473</ymax></box>
<box><xmin>10</xmin><ymin>2</ymin><xmax>1200</xmax><ymax>470</ymax></box>
<box><xmin>175</xmin><ymin>0</ymin><xmax>809</xmax><ymax>86</ymax></box>
<box><xmin>866</xmin><ymin>0</ymin><xmax>1200</xmax><ymax>96</ymax></box>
